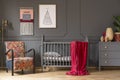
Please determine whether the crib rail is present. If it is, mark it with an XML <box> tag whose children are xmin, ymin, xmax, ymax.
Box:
<box><xmin>41</xmin><ymin>41</ymin><xmax>71</xmax><ymax>68</ymax></box>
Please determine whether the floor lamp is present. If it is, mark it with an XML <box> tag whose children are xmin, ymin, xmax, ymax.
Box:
<box><xmin>0</xmin><ymin>19</ymin><xmax>8</xmax><ymax>68</ymax></box>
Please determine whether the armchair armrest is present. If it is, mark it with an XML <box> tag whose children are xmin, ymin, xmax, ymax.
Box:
<box><xmin>5</xmin><ymin>49</ymin><xmax>14</xmax><ymax>60</ymax></box>
<box><xmin>24</xmin><ymin>48</ymin><xmax>35</xmax><ymax>57</ymax></box>
<box><xmin>25</xmin><ymin>48</ymin><xmax>35</xmax><ymax>54</ymax></box>
<box><xmin>5</xmin><ymin>49</ymin><xmax>14</xmax><ymax>55</ymax></box>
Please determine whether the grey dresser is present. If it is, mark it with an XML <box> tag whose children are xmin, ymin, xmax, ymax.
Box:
<box><xmin>99</xmin><ymin>42</ymin><xmax>120</xmax><ymax>71</ymax></box>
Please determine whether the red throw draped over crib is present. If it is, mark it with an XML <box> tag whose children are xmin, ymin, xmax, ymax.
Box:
<box><xmin>66</xmin><ymin>41</ymin><xmax>89</xmax><ymax>76</ymax></box>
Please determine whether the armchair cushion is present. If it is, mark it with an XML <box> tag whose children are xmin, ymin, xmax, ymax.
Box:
<box><xmin>6</xmin><ymin>57</ymin><xmax>33</xmax><ymax>70</ymax></box>
<box><xmin>5</xmin><ymin>41</ymin><xmax>25</xmax><ymax>60</ymax></box>
<box><xmin>14</xmin><ymin>57</ymin><xmax>33</xmax><ymax>70</ymax></box>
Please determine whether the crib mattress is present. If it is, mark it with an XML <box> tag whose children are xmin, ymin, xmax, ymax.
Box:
<box><xmin>43</xmin><ymin>56</ymin><xmax>71</xmax><ymax>62</ymax></box>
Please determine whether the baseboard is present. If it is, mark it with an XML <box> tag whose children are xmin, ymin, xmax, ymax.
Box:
<box><xmin>0</xmin><ymin>67</ymin><xmax>6</xmax><ymax>70</ymax></box>
<box><xmin>0</xmin><ymin>66</ymin><xmax>97</xmax><ymax>71</ymax></box>
<box><xmin>87</xmin><ymin>67</ymin><xmax>96</xmax><ymax>69</ymax></box>
<box><xmin>101</xmin><ymin>66</ymin><xmax>120</xmax><ymax>70</ymax></box>
<box><xmin>35</xmin><ymin>66</ymin><xmax>97</xmax><ymax>72</ymax></box>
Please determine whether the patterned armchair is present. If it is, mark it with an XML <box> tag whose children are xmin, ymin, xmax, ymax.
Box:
<box><xmin>5</xmin><ymin>41</ymin><xmax>35</xmax><ymax>76</ymax></box>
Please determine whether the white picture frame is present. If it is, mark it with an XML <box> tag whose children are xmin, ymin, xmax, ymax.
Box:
<box><xmin>39</xmin><ymin>4</ymin><xmax>56</xmax><ymax>28</ymax></box>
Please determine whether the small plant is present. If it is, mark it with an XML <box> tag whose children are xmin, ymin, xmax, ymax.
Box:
<box><xmin>113</xmin><ymin>16</ymin><xmax>120</xmax><ymax>41</ymax></box>
<box><xmin>113</xmin><ymin>16</ymin><xmax>120</xmax><ymax>32</ymax></box>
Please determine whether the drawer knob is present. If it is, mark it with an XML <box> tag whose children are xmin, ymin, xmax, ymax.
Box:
<box><xmin>104</xmin><ymin>53</ymin><xmax>108</xmax><ymax>56</ymax></box>
<box><xmin>105</xmin><ymin>61</ymin><xmax>108</xmax><ymax>63</ymax></box>
<box><xmin>104</xmin><ymin>46</ymin><xmax>107</xmax><ymax>48</ymax></box>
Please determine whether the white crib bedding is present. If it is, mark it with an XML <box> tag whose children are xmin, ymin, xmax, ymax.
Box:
<box><xmin>43</xmin><ymin>56</ymin><xmax>71</xmax><ymax>62</ymax></box>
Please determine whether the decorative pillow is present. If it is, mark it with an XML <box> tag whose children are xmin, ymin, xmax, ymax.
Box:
<box><xmin>44</xmin><ymin>52</ymin><xmax>61</xmax><ymax>57</ymax></box>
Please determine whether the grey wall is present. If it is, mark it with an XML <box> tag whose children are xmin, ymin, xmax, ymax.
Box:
<box><xmin>0</xmin><ymin>0</ymin><xmax>120</xmax><ymax>67</ymax></box>
<box><xmin>0</xmin><ymin>0</ymin><xmax>3</xmax><ymax>24</ymax></box>
<box><xmin>81</xmin><ymin>0</ymin><xmax>120</xmax><ymax>37</ymax></box>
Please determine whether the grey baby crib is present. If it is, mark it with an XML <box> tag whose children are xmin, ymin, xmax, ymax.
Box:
<box><xmin>40</xmin><ymin>35</ymin><xmax>88</xmax><ymax>71</ymax></box>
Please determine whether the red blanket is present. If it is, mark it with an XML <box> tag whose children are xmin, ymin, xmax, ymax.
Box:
<box><xmin>66</xmin><ymin>41</ymin><xmax>89</xmax><ymax>76</ymax></box>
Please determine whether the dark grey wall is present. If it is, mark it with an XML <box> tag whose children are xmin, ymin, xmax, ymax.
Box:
<box><xmin>0</xmin><ymin>0</ymin><xmax>3</xmax><ymax>24</ymax></box>
<box><xmin>81</xmin><ymin>0</ymin><xmax>120</xmax><ymax>37</ymax></box>
<box><xmin>1</xmin><ymin>0</ymin><xmax>120</xmax><ymax>67</ymax></box>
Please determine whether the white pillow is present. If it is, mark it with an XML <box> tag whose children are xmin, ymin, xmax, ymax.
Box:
<box><xmin>44</xmin><ymin>52</ymin><xmax>61</xmax><ymax>57</ymax></box>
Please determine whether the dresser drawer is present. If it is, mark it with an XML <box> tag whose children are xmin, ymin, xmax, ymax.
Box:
<box><xmin>99</xmin><ymin>42</ymin><xmax>120</xmax><ymax>50</ymax></box>
<box><xmin>100</xmin><ymin>59</ymin><xmax>120</xmax><ymax>66</ymax></box>
<box><xmin>100</xmin><ymin>51</ymin><xmax>120</xmax><ymax>59</ymax></box>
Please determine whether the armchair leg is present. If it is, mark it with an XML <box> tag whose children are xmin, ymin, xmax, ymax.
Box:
<box><xmin>12</xmin><ymin>49</ymin><xmax>14</xmax><ymax>76</ymax></box>
<box><xmin>11</xmin><ymin>69</ymin><xmax>14</xmax><ymax>76</ymax></box>
<box><xmin>6</xmin><ymin>68</ymin><xmax>8</xmax><ymax>73</ymax></box>
<box><xmin>33</xmin><ymin>66</ymin><xmax>35</xmax><ymax>73</ymax></box>
<box><xmin>33</xmin><ymin>69</ymin><xmax>35</xmax><ymax>73</ymax></box>
<box><xmin>12</xmin><ymin>63</ymin><xmax>14</xmax><ymax>76</ymax></box>
<box><xmin>21</xmin><ymin>69</ymin><xmax>24</xmax><ymax>74</ymax></box>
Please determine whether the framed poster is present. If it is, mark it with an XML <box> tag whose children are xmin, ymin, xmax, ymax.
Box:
<box><xmin>20</xmin><ymin>7</ymin><xmax>34</xmax><ymax>35</ymax></box>
<box><xmin>39</xmin><ymin>4</ymin><xmax>56</xmax><ymax>28</ymax></box>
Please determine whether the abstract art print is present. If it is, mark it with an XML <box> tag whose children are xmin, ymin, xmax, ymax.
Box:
<box><xmin>39</xmin><ymin>4</ymin><xmax>56</xmax><ymax>28</ymax></box>
<box><xmin>20</xmin><ymin>7</ymin><xmax>34</xmax><ymax>35</ymax></box>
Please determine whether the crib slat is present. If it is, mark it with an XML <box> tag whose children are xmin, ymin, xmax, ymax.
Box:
<box><xmin>57</xmin><ymin>43</ymin><xmax>59</xmax><ymax>66</ymax></box>
<box><xmin>69</xmin><ymin>43</ymin><xmax>71</xmax><ymax>66</ymax></box>
<box><xmin>50</xmin><ymin>44</ymin><xmax>52</xmax><ymax>66</ymax></box>
<box><xmin>53</xmin><ymin>43</ymin><xmax>55</xmax><ymax>66</ymax></box>
<box><xmin>62</xmin><ymin>43</ymin><xmax>65</xmax><ymax>65</ymax></box>
<box><xmin>64</xmin><ymin>44</ymin><xmax>68</xmax><ymax>66</ymax></box>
